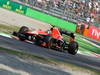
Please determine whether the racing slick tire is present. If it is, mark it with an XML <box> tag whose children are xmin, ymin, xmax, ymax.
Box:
<box><xmin>14</xmin><ymin>26</ymin><xmax>29</xmax><ymax>41</ymax></box>
<box><xmin>18</xmin><ymin>26</ymin><xmax>29</xmax><ymax>34</ymax></box>
<box><xmin>68</xmin><ymin>41</ymin><xmax>78</xmax><ymax>55</ymax></box>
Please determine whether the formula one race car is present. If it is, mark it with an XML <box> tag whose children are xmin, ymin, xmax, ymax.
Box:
<box><xmin>12</xmin><ymin>26</ymin><xmax>79</xmax><ymax>55</ymax></box>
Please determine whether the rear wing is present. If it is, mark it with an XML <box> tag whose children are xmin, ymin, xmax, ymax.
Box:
<box><xmin>59</xmin><ymin>30</ymin><xmax>75</xmax><ymax>38</ymax></box>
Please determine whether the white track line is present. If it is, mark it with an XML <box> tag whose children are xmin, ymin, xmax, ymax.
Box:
<box><xmin>0</xmin><ymin>33</ymin><xmax>11</xmax><ymax>38</ymax></box>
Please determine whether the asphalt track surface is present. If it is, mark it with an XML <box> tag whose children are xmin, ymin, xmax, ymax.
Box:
<box><xmin>0</xmin><ymin>52</ymin><xmax>69</xmax><ymax>75</ymax></box>
<box><xmin>0</xmin><ymin>35</ymin><xmax>100</xmax><ymax>72</ymax></box>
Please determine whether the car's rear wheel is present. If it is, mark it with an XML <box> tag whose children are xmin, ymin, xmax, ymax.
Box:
<box><xmin>18</xmin><ymin>26</ymin><xmax>29</xmax><ymax>41</ymax></box>
<box><xmin>19</xmin><ymin>26</ymin><xmax>29</xmax><ymax>34</ymax></box>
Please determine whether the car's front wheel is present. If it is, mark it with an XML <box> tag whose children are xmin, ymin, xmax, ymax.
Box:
<box><xmin>67</xmin><ymin>41</ymin><xmax>79</xmax><ymax>55</ymax></box>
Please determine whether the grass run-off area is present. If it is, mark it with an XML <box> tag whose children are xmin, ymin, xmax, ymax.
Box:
<box><xmin>0</xmin><ymin>24</ymin><xmax>19</xmax><ymax>34</ymax></box>
<box><xmin>76</xmin><ymin>34</ymin><xmax>100</xmax><ymax>54</ymax></box>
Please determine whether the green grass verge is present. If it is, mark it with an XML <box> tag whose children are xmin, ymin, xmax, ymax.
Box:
<box><xmin>0</xmin><ymin>47</ymin><xmax>99</xmax><ymax>75</ymax></box>
<box><xmin>0</xmin><ymin>24</ymin><xmax>19</xmax><ymax>34</ymax></box>
<box><xmin>76</xmin><ymin>35</ymin><xmax>100</xmax><ymax>54</ymax></box>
